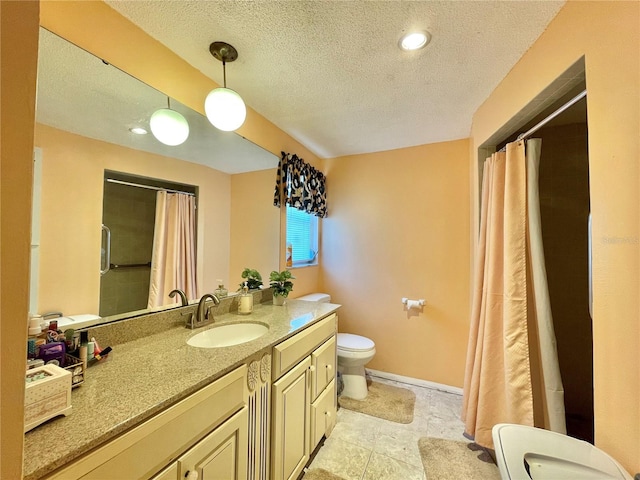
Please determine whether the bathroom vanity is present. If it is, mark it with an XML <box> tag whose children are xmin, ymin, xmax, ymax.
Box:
<box><xmin>23</xmin><ymin>297</ymin><xmax>339</xmax><ymax>480</ymax></box>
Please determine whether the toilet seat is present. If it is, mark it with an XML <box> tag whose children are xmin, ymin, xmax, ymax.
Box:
<box><xmin>337</xmin><ymin>333</ymin><xmax>375</xmax><ymax>352</ymax></box>
<box><xmin>492</xmin><ymin>424</ymin><xmax>633</xmax><ymax>480</ymax></box>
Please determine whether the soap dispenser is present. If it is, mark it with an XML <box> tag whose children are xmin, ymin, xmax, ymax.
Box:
<box><xmin>238</xmin><ymin>282</ymin><xmax>253</xmax><ymax>315</ymax></box>
<box><xmin>214</xmin><ymin>279</ymin><xmax>228</xmax><ymax>298</ymax></box>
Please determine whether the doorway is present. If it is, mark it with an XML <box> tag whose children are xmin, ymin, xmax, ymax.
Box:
<box><xmin>536</xmin><ymin>98</ymin><xmax>593</xmax><ymax>443</ymax></box>
<box><xmin>493</xmin><ymin>93</ymin><xmax>593</xmax><ymax>443</ymax></box>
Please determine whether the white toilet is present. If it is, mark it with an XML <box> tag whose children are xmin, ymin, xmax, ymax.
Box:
<box><xmin>492</xmin><ymin>423</ymin><xmax>633</xmax><ymax>479</ymax></box>
<box><xmin>297</xmin><ymin>293</ymin><xmax>376</xmax><ymax>400</ymax></box>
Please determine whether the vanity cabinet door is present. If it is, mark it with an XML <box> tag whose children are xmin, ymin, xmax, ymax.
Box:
<box><xmin>271</xmin><ymin>356</ymin><xmax>311</xmax><ymax>480</ymax></box>
<box><xmin>311</xmin><ymin>336</ymin><xmax>336</xmax><ymax>400</ymax></box>
<box><xmin>311</xmin><ymin>379</ymin><xmax>336</xmax><ymax>448</ymax></box>
<box><xmin>177</xmin><ymin>407</ymin><xmax>248</xmax><ymax>480</ymax></box>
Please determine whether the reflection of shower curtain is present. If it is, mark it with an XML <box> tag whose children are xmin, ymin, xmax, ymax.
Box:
<box><xmin>148</xmin><ymin>191</ymin><xmax>198</xmax><ymax>308</ymax></box>
<box><xmin>462</xmin><ymin>139</ymin><xmax>566</xmax><ymax>449</ymax></box>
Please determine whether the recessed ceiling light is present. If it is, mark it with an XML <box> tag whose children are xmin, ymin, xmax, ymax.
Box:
<box><xmin>399</xmin><ymin>31</ymin><xmax>431</xmax><ymax>51</ymax></box>
<box><xmin>130</xmin><ymin>127</ymin><xmax>148</xmax><ymax>135</ymax></box>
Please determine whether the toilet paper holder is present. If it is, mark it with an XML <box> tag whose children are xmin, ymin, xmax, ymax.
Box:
<box><xmin>402</xmin><ymin>297</ymin><xmax>425</xmax><ymax>308</ymax></box>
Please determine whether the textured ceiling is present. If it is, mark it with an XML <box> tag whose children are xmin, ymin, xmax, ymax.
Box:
<box><xmin>105</xmin><ymin>0</ymin><xmax>565</xmax><ymax>158</ymax></box>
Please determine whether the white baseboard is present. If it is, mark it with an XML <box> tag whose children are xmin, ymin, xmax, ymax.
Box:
<box><xmin>366</xmin><ymin>368</ymin><xmax>463</xmax><ymax>396</ymax></box>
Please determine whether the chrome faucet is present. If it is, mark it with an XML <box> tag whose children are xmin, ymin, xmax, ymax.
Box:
<box><xmin>189</xmin><ymin>293</ymin><xmax>220</xmax><ymax>329</ymax></box>
<box><xmin>168</xmin><ymin>289</ymin><xmax>188</xmax><ymax>306</ymax></box>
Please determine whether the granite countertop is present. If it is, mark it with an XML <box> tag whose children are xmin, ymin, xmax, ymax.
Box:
<box><xmin>23</xmin><ymin>299</ymin><xmax>340</xmax><ymax>480</ymax></box>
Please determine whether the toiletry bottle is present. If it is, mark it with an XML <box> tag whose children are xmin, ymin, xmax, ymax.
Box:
<box><xmin>79</xmin><ymin>331</ymin><xmax>89</xmax><ymax>370</ymax></box>
<box><xmin>238</xmin><ymin>282</ymin><xmax>253</xmax><ymax>315</ymax></box>
<box><xmin>214</xmin><ymin>279</ymin><xmax>228</xmax><ymax>298</ymax></box>
<box><xmin>286</xmin><ymin>242</ymin><xmax>293</xmax><ymax>267</ymax></box>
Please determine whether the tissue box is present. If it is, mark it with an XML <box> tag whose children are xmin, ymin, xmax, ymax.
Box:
<box><xmin>25</xmin><ymin>364</ymin><xmax>72</xmax><ymax>432</ymax></box>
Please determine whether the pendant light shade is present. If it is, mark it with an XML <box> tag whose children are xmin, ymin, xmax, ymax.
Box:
<box><xmin>150</xmin><ymin>107</ymin><xmax>189</xmax><ymax>146</ymax></box>
<box><xmin>204</xmin><ymin>87</ymin><xmax>246</xmax><ymax>132</ymax></box>
<box><xmin>205</xmin><ymin>41</ymin><xmax>246</xmax><ymax>132</ymax></box>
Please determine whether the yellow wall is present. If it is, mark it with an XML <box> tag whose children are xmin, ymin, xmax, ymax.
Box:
<box><xmin>0</xmin><ymin>1</ymin><xmax>40</xmax><ymax>477</ymax></box>
<box><xmin>322</xmin><ymin>139</ymin><xmax>471</xmax><ymax>387</ymax></box>
<box><xmin>230</xmin><ymin>169</ymin><xmax>281</xmax><ymax>288</ymax></box>
<box><xmin>470</xmin><ymin>1</ymin><xmax>639</xmax><ymax>472</ymax></box>
<box><xmin>34</xmin><ymin>124</ymin><xmax>233</xmax><ymax>314</ymax></box>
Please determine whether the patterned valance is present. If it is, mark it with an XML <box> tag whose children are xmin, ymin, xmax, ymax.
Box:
<box><xmin>273</xmin><ymin>152</ymin><xmax>327</xmax><ymax>218</ymax></box>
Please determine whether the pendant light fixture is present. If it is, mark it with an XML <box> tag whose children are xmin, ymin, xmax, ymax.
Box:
<box><xmin>149</xmin><ymin>97</ymin><xmax>190</xmax><ymax>146</ymax></box>
<box><xmin>204</xmin><ymin>41</ymin><xmax>247</xmax><ymax>132</ymax></box>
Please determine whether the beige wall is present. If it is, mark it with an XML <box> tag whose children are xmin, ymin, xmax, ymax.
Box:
<box><xmin>230</xmin><ymin>169</ymin><xmax>281</xmax><ymax>289</ymax></box>
<box><xmin>34</xmin><ymin>123</ymin><xmax>231</xmax><ymax>315</ymax></box>
<box><xmin>470</xmin><ymin>1</ymin><xmax>639</xmax><ymax>472</ymax></box>
<box><xmin>0</xmin><ymin>1</ymin><xmax>40</xmax><ymax>477</ymax></box>
<box><xmin>322</xmin><ymin>139</ymin><xmax>471</xmax><ymax>387</ymax></box>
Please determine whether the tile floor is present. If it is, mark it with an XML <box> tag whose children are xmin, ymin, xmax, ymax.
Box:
<box><xmin>305</xmin><ymin>375</ymin><xmax>469</xmax><ymax>480</ymax></box>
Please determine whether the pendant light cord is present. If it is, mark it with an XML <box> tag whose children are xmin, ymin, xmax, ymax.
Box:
<box><xmin>222</xmin><ymin>61</ymin><xmax>227</xmax><ymax>88</ymax></box>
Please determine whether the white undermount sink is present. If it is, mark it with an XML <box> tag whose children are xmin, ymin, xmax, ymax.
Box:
<box><xmin>187</xmin><ymin>322</ymin><xmax>269</xmax><ymax>348</ymax></box>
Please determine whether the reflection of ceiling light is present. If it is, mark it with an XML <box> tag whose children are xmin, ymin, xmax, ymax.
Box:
<box><xmin>149</xmin><ymin>99</ymin><xmax>189</xmax><ymax>146</ymax></box>
<box><xmin>130</xmin><ymin>127</ymin><xmax>148</xmax><ymax>135</ymax></box>
<box><xmin>399</xmin><ymin>31</ymin><xmax>431</xmax><ymax>51</ymax></box>
<box><xmin>204</xmin><ymin>41</ymin><xmax>246</xmax><ymax>132</ymax></box>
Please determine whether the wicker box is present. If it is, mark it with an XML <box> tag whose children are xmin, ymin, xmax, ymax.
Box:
<box><xmin>63</xmin><ymin>353</ymin><xmax>85</xmax><ymax>388</ymax></box>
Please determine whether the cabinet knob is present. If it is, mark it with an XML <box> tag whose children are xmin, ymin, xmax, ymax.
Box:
<box><xmin>326</xmin><ymin>364</ymin><xmax>332</xmax><ymax>372</ymax></box>
<box><xmin>309</xmin><ymin>365</ymin><xmax>316</xmax><ymax>372</ymax></box>
<box><xmin>185</xmin><ymin>470</ymin><xmax>199</xmax><ymax>480</ymax></box>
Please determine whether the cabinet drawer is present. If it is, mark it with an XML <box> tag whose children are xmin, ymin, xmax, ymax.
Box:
<box><xmin>47</xmin><ymin>365</ymin><xmax>247</xmax><ymax>480</ymax></box>
<box><xmin>272</xmin><ymin>314</ymin><xmax>336</xmax><ymax>380</ymax></box>
<box><xmin>311</xmin><ymin>336</ymin><xmax>336</xmax><ymax>400</ymax></box>
<box><xmin>310</xmin><ymin>379</ymin><xmax>336</xmax><ymax>449</ymax></box>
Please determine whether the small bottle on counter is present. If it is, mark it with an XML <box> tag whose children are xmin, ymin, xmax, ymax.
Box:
<box><xmin>214</xmin><ymin>279</ymin><xmax>228</xmax><ymax>298</ymax></box>
<box><xmin>286</xmin><ymin>242</ymin><xmax>293</xmax><ymax>267</ymax></box>
<box><xmin>79</xmin><ymin>331</ymin><xmax>89</xmax><ymax>370</ymax></box>
<box><xmin>238</xmin><ymin>282</ymin><xmax>253</xmax><ymax>315</ymax></box>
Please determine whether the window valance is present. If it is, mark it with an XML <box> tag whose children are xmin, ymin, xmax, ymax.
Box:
<box><xmin>273</xmin><ymin>152</ymin><xmax>327</xmax><ymax>218</ymax></box>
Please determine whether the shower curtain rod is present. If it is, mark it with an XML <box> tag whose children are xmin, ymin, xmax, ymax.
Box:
<box><xmin>499</xmin><ymin>89</ymin><xmax>587</xmax><ymax>151</ymax></box>
<box><xmin>106</xmin><ymin>178</ymin><xmax>195</xmax><ymax>196</ymax></box>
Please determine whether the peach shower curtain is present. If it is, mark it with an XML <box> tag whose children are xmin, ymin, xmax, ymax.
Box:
<box><xmin>148</xmin><ymin>191</ymin><xmax>198</xmax><ymax>308</ymax></box>
<box><xmin>462</xmin><ymin>139</ymin><xmax>565</xmax><ymax>449</ymax></box>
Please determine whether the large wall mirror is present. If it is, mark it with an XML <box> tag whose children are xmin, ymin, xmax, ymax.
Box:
<box><xmin>32</xmin><ymin>28</ymin><xmax>280</xmax><ymax>325</ymax></box>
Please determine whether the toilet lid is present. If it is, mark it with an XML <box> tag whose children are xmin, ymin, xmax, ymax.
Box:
<box><xmin>337</xmin><ymin>333</ymin><xmax>375</xmax><ymax>352</ymax></box>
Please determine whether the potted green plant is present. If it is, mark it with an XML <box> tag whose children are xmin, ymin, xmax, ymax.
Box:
<box><xmin>269</xmin><ymin>270</ymin><xmax>295</xmax><ymax>305</ymax></box>
<box><xmin>239</xmin><ymin>268</ymin><xmax>263</xmax><ymax>290</ymax></box>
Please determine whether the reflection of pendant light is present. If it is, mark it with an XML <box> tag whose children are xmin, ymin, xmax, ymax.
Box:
<box><xmin>204</xmin><ymin>41</ymin><xmax>246</xmax><ymax>132</ymax></box>
<box><xmin>150</xmin><ymin>97</ymin><xmax>189</xmax><ymax>146</ymax></box>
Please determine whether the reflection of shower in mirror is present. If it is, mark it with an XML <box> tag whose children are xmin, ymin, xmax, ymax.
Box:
<box><xmin>99</xmin><ymin>173</ymin><xmax>196</xmax><ymax>317</ymax></box>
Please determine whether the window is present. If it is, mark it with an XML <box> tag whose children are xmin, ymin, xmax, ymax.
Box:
<box><xmin>286</xmin><ymin>205</ymin><xmax>318</xmax><ymax>266</ymax></box>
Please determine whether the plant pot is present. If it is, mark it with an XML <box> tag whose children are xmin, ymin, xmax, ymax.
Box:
<box><xmin>273</xmin><ymin>295</ymin><xmax>286</xmax><ymax>306</ymax></box>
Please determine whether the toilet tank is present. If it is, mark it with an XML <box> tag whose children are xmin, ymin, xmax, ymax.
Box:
<box><xmin>297</xmin><ymin>293</ymin><xmax>331</xmax><ymax>303</ymax></box>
